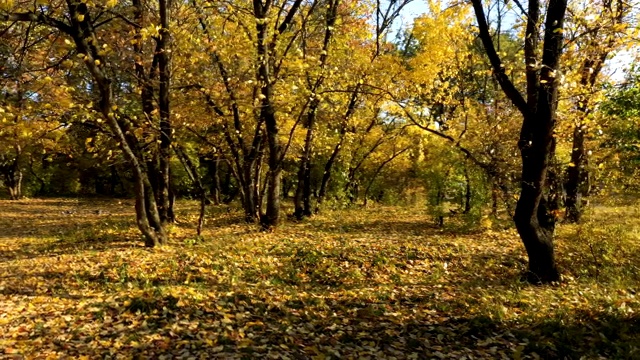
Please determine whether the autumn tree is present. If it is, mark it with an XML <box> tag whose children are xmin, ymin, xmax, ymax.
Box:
<box><xmin>383</xmin><ymin>3</ymin><xmax>522</xmax><ymax>222</ymax></box>
<box><xmin>293</xmin><ymin>0</ymin><xmax>339</xmax><ymax>219</ymax></box>
<box><xmin>560</xmin><ymin>0</ymin><xmax>633</xmax><ymax>223</ymax></box>
<box><xmin>469</xmin><ymin>0</ymin><xmax>569</xmax><ymax>283</ymax></box>
<box><xmin>174</xmin><ymin>0</ymin><xmax>315</xmax><ymax>225</ymax></box>
<box><xmin>0</xmin><ymin>19</ymin><xmax>74</xmax><ymax>199</ymax></box>
<box><xmin>311</xmin><ymin>0</ymin><xmax>414</xmax><ymax>212</ymax></box>
<box><xmin>177</xmin><ymin>0</ymin><xmax>414</xmax><ymax>223</ymax></box>
<box><xmin>0</xmin><ymin>0</ymin><xmax>176</xmax><ymax>246</ymax></box>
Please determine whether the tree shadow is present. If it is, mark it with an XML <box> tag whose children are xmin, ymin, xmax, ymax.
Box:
<box><xmin>5</xmin><ymin>287</ymin><xmax>636</xmax><ymax>359</ymax></box>
<box><xmin>2</xmin><ymin>231</ymin><xmax>638</xmax><ymax>359</ymax></box>
<box><xmin>2</xmin><ymin>199</ymin><xmax>639</xmax><ymax>358</ymax></box>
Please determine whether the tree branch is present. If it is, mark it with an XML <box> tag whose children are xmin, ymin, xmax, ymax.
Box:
<box><xmin>0</xmin><ymin>11</ymin><xmax>72</xmax><ymax>34</ymax></box>
<box><xmin>470</xmin><ymin>0</ymin><xmax>530</xmax><ymax>118</ymax></box>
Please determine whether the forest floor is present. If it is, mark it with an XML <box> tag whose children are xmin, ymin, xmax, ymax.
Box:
<box><xmin>0</xmin><ymin>197</ymin><xmax>639</xmax><ymax>359</ymax></box>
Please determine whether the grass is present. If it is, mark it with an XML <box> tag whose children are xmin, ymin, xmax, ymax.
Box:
<box><xmin>0</xmin><ymin>197</ymin><xmax>639</xmax><ymax>359</ymax></box>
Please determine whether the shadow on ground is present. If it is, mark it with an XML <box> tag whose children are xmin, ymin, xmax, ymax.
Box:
<box><xmin>3</xmin><ymin>287</ymin><xmax>637</xmax><ymax>359</ymax></box>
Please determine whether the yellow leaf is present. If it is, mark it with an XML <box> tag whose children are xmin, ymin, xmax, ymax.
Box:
<box><xmin>0</xmin><ymin>0</ymin><xmax>14</xmax><ymax>10</ymax></box>
<box><xmin>237</xmin><ymin>339</ymin><xmax>253</xmax><ymax>348</ymax></box>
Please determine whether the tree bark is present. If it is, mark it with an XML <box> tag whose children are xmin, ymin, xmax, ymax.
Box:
<box><xmin>1</xmin><ymin>147</ymin><xmax>22</xmax><ymax>200</ymax></box>
<box><xmin>210</xmin><ymin>154</ymin><xmax>222</xmax><ymax>205</ymax></box>
<box><xmin>463</xmin><ymin>164</ymin><xmax>471</xmax><ymax>214</ymax></box>
<box><xmin>316</xmin><ymin>126</ymin><xmax>345</xmax><ymax>211</ymax></box>
<box><xmin>253</xmin><ymin>0</ymin><xmax>304</xmax><ymax>229</ymax></box>
<box><xmin>293</xmin><ymin>118</ymin><xmax>314</xmax><ymax>219</ymax></box>
<box><xmin>472</xmin><ymin>0</ymin><xmax>567</xmax><ymax>283</ymax></box>
<box><xmin>65</xmin><ymin>0</ymin><xmax>167</xmax><ymax>246</ymax></box>
<box><xmin>491</xmin><ymin>181</ymin><xmax>499</xmax><ymax>217</ymax></box>
<box><xmin>5</xmin><ymin>168</ymin><xmax>22</xmax><ymax>200</ymax></box>
<box><xmin>157</xmin><ymin>0</ymin><xmax>173</xmax><ymax>224</ymax></box>
<box><xmin>565</xmin><ymin>126</ymin><xmax>585</xmax><ymax>223</ymax></box>
<box><xmin>514</xmin><ymin>0</ymin><xmax>565</xmax><ymax>283</ymax></box>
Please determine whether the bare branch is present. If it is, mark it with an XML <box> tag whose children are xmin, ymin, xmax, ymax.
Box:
<box><xmin>470</xmin><ymin>0</ymin><xmax>530</xmax><ymax>118</ymax></box>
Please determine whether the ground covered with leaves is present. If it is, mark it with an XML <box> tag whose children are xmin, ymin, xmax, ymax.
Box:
<box><xmin>1</xmin><ymin>198</ymin><xmax>639</xmax><ymax>359</ymax></box>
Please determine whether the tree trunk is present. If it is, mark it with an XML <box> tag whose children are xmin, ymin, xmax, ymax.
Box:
<box><xmin>565</xmin><ymin>126</ymin><xmax>585</xmax><ymax>223</ymax></box>
<box><xmin>253</xmin><ymin>1</ymin><xmax>288</xmax><ymax>229</ymax></box>
<box><xmin>513</xmin><ymin>114</ymin><xmax>560</xmax><ymax>283</ymax></box>
<box><xmin>514</xmin><ymin>188</ymin><xmax>559</xmax><ymax>283</ymax></box>
<box><xmin>491</xmin><ymin>181</ymin><xmax>499</xmax><ymax>217</ymax></box>
<box><xmin>547</xmin><ymin>149</ymin><xmax>564</xmax><ymax>217</ymax></box>
<box><xmin>293</xmin><ymin>164</ymin><xmax>306</xmax><ymax>219</ymax></box>
<box><xmin>2</xmin><ymin>152</ymin><xmax>22</xmax><ymax>200</ymax></box>
<box><xmin>294</xmin><ymin>121</ymin><xmax>314</xmax><ymax>219</ymax></box>
<box><xmin>316</xmin><ymin>131</ymin><xmax>344</xmax><ymax>211</ymax></box>
<box><xmin>157</xmin><ymin>0</ymin><xmax>173</xmax><ymax>224</ymax></box>
<box><xmin>564</xmin><ymin>97</ymin><xmax>596</xmax><ymax>224</ymax></box>
<box><xmin>472</xmin><ymin>0</ymin><xmax>567</xmax><ymax>283</ymax></box>
<box><xmin>263</xmin><ymin>164</ymin><xmax>281</xmax><ymax>228</ymax></box>
<box><xmin>261</xmin><ymin>101</ymin><xmax>281</xmax><ymax>228</ymax></box>
<box><xmin>463</xmin><ymin>164</ymin><xmax>471</xmax><ymax>214</ymax></box>
<box><xmin>211</xmin><ymin>155</ymin><xmax>222</xmax><ymax>205</ymax></box>
<box><xmin>293</xmin><ymin>0</ymin><xmax>338</xmax><ymax>220</ymax></box>
<box><xmin>6</xmin><ymin>169</ymin><xmax>22</xmax><ymax>200</ymax></box>
<box><xmin>65</xmin><ymin>1</ymin><xmax>167</xmax><ymax>247</ymax></box>
<box><xmin>242</xmin><ymin>160</ymin><xmax>260</xmax><ymax>223</ymax></box>
<box><xmin>436</xmin><ymin>185</ymin><xmax>445</xmax><ymax>228</ymax></box>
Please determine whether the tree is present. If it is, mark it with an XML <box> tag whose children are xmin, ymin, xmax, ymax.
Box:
<box><xmin>313</xmin><ymin>0</ymin><xmax>414</xmax><ymax>212</ymax></box>
<box><xmin>0</xmin><ymin>21</ymin><xmax>72</xmax><ymax>199</ymax></box>
<box><xmin>385</xmin><ymin>3</ymin><xmax>522</xmax><ymax>220</ymax></box>
<box><xmin>561</xmin><ymin>0</ymin><xmax>632</xmax><ymax>223</ymax></box>
<box><xmin>471</xmin><ymin>0</ymin><xmax>568</xmax><ymax>283</ymax></box>
<box><xmin>293</xmin><ymin>0</ymin><xmax>339</xmax><ymax>220</ymax></box>
<box><xmin>252</xmin><ymin>0</ymin><xmax>307</xmax><ymax>229</ymax></box>
<box><xmin>1</xmin><ymin>1</ymin><xmax>171</xmax><ymax>246</ymax></box>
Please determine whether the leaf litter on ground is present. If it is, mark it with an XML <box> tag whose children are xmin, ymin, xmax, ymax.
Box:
<box><xmin>0</xmin><ymin>198</ymin><xmax>639</xmax><ymax>359</ymax></box>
